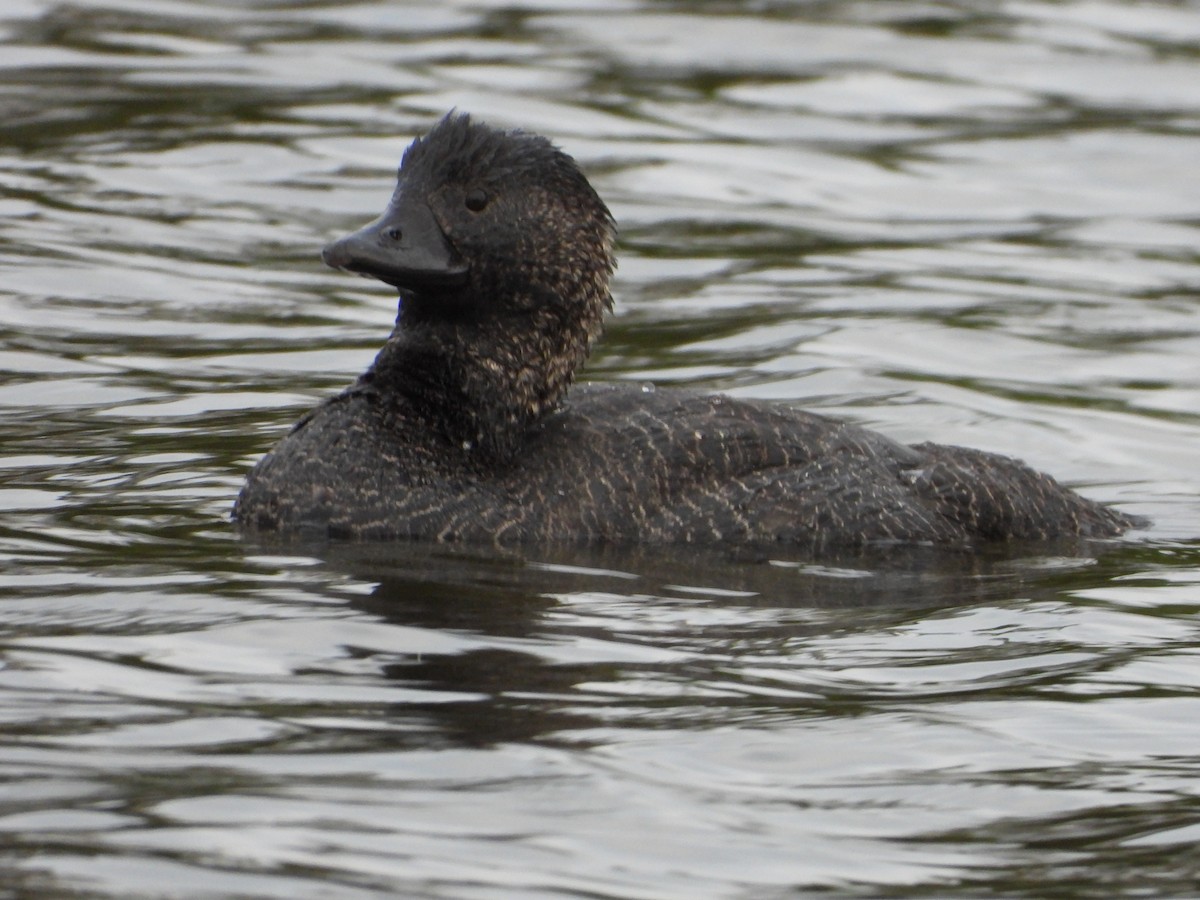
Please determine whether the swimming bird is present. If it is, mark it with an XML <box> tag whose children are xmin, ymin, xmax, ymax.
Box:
<box><xmin>235</xmin><ymin>112</ymin><xmax>1138</xmax><ymax>550</ymax></box>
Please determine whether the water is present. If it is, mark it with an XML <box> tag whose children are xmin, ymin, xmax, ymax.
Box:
<box><xmin>2</xmin><ymin>1</ymin><xmax>1199</xmax><ymax>896</ymax></box>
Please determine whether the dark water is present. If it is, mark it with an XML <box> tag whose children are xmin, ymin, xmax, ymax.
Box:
<box><xmin>2</xmin><ymin>1</ymin><xmax>1199</xmax><ymax>896</ymax></box>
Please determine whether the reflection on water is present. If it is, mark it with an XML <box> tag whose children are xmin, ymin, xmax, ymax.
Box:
<box><xmin>1</xmin><ymin>0</ymin><xmax>1199</xmax><ymax>896</ymax></box>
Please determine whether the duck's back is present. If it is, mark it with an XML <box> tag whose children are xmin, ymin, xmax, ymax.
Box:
<box><xmin>236</xmin><ymin>382</ymin><xmax>1134</xmax><ymax>548</ymax></box>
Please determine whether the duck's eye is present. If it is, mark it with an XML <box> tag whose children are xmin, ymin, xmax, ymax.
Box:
<box><xmin>464</xmin><ymin>189</ymin><xmax>489</xmax><ymax>213</ymax></box>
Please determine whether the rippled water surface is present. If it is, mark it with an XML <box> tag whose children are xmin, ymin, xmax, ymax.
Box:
<box><xmin>2</xmin><ymin>1</ymin><xmax>1200</xmax><ymax>896</ymax></box>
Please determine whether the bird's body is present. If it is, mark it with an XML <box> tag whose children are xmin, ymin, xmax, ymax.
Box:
<box><xmin>240</xmin><ymin>381</ymin><xmax>1130</xmax><ymax>549</ymax></box>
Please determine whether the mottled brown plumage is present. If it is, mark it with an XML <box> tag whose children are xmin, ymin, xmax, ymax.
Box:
<box><xmin>235</xmin><ymin>113</ymin><xmax>1139</xmax><ymax>550</ymax></box>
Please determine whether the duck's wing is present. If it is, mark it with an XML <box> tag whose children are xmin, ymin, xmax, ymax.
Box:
<box><xmin>545</xmin><ymin>385</ymin><xmax>1134</xmax><ymax>547</ymax></box>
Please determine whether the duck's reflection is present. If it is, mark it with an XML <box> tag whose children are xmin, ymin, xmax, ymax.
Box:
<box><xmin>255</xmin><ymin>538</ymin><xmax>1135</xmax><ymax>747</ymax></box>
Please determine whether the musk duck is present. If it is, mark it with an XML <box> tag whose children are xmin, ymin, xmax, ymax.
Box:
<box><xmin>235</xmin><ymin>113</ymin><xmax>1138</xmax><ymax>550</ymax></box>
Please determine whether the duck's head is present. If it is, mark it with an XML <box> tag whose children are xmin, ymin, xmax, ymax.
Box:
<box><xmin>322</xmin><ymin>112</ymin><xmax>616</xmax><ymax>331</ymax></box>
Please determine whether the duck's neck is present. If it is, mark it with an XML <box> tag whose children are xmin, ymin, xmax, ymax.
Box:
<box><xmin>367</xmin><ymin>293</ymin><xmax>605</xmax><ymax>460</ymax></box>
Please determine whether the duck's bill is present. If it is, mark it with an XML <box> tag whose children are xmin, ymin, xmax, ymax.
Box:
<box><xmin>321</xmin><ymin>195</ymin><xmax>468</xmax><ymax>292</ymax></box>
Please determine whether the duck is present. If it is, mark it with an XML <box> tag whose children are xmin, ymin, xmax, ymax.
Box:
<box><xmin>235</xmin><ymin>112</ymin><xmax>1139</xmax><ymax>550</ymax></box>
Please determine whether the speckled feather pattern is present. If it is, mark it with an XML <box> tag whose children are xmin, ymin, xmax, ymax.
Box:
<box><xmin>237</xmin><ymin>383</ymin><xmax>1134</xmax><ymax>548</ymax></box>
<box><xmin>235</xmin><ymin>114</ymin><xmax>1137</xmax><ymax>549</ymax></box>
